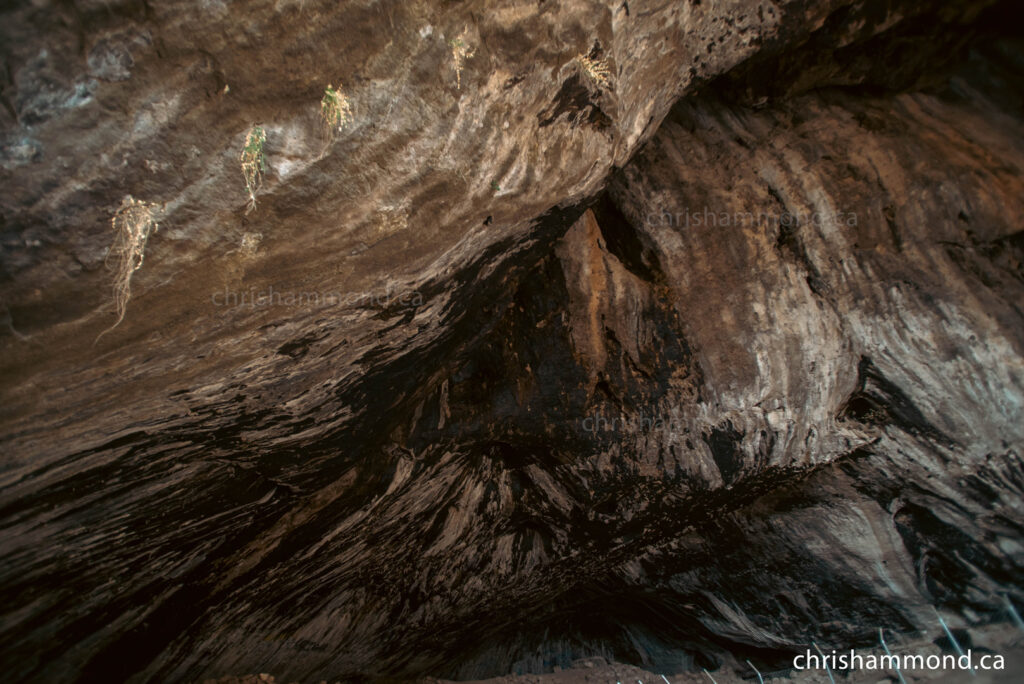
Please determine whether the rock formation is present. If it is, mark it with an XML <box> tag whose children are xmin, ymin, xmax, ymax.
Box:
<box><xmin>1</xmin><ymin>0</ymin><xmax>1022</xmax><ymax>681</ymax></box>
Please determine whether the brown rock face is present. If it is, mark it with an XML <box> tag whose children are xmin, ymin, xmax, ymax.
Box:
<box><xmin>1</xmin><ymin>0</ymin><xmax>1023</xmax><ymax>682</ymax></box>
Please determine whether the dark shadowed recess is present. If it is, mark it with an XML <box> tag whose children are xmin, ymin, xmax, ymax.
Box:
<box><xmin>701</xmin><ymin>0</ymin><xmax>1024</xmax><ymax>104</ymax></box>
<box><xmin>37</xmin><ymin>203</ymin><xmax>595</xmax><ymax>684</ymax></box>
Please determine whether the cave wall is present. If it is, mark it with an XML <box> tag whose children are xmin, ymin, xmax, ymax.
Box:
<box><xmin>1</xmin><ymin>0</ymin><xmax>1023</xmax><ymax>682</ymax></box>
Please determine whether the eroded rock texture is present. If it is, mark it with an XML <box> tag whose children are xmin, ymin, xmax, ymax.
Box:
<box><xmin>1</xmin><ymin>0</ymin><xmax>1023</xmax><ymax>682</ymax></box>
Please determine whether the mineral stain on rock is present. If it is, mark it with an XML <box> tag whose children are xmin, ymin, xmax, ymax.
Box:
<box><xmin>1</xmin><ymin>0</ymin><xmax>1024</xmax><ymax>683</ymax></box>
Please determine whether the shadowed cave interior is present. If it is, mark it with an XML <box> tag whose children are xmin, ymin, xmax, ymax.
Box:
<box><xmin>1</xmin><ymin>0</ymin><xmax>1024</xmax><ymax>682</ymax></box>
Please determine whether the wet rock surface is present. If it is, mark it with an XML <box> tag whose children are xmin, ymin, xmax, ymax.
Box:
<box><xmin>1</xmin><ymin>0</ymin><xmax>1023</xmax><ymax>682</ymax></box>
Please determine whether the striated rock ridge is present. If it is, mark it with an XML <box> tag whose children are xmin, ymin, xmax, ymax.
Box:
<box><xmin>1</xmin><ymin>0</ymin><xmax>1023</xmax><ymax>682</ymax></box>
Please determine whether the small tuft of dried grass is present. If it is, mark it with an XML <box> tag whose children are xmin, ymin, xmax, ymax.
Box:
<box><xmin>449</xmin><ymin>31</ymin><xmax>475</xmax><ymax>90</ymax></box>
<box><xmin>320</xmin><ymin>83</ymin><xmax>353</xmax><ymax>146</ymax></box>
<box><xmin>576</xmin><ymin>54</ymin><xmax>611</xmax><ymax>90</ymax></box>
<box><xmin>240</xmin><ymin>125</ymin><xmax>267</xmax><ymax>213</ymax></box>
<box><xmin>95</xmin><ymin>195</ymin><xmax>159</xmax><ymax>342</ymax></box>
